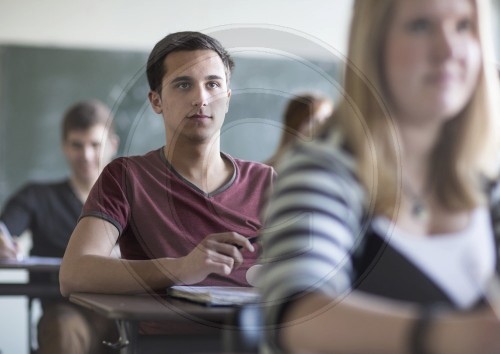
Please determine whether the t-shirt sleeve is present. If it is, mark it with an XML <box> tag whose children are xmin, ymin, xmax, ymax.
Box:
<box><xmin>81</xmin><ymin>158</ymin><xmax>130</xmax><ymax>234</ymax></box>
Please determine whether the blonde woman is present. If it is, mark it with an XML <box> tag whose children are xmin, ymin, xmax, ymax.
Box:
<box><xmin>259</xmin><ymin>0</ymin><xmax>500</xmax><ymax>353</ymax></box>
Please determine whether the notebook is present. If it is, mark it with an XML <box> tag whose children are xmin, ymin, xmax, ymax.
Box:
<box><xmin>167</xmin><ymin>286</ymin><xmax>260</xmax><ymax>306</ymax></box>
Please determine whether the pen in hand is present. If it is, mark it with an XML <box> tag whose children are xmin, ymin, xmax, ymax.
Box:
<box><xmin>236</xmin><ymin>236</ymin><xmax>260</xmax><ymax>250</ymax></box>
<box><xmin>0</xmin><ymin>222</ymin><xmax>23</xmax><ymax>261</ymax></box>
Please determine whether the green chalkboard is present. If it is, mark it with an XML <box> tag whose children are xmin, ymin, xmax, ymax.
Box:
<box><xmin>0</xmin><ymin>44</ymin><xmax>340</xmax><ymax>206</ymax></box>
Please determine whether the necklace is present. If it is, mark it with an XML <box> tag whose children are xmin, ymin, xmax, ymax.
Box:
<box><xmin>402</xmin><ymin>181</ymin><xmax>430</xmax><ymax>222</ymax></box>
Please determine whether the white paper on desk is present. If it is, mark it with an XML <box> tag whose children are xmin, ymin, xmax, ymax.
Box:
<box><xmin>0</xmin><ymin>256</ymin><xmax>61</xmax><ymax>266</ymax></box>
<box><xmin>22</xmin><ymin>256</ymin><xmax>62</xmax><ymax>265</ymax></box>
<box><xmin>168</xmin><ymin>286</ymin><xmax>260</xmax><ymax>306</ymax></box>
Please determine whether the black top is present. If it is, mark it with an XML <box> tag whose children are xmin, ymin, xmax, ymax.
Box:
<box><xmin>353</xmin><ymin>229</ymin><xmax>456</xmax><ymax>306</ymax></box>
<box><xmin>0</xmin><ymin>179</ymin><xmax>82</xmax><ymax>284</ymax></box>
<box><xmin>353</xmin><ymin>223</ymin><xmax>500</xmax><ymax>308</ymax></box>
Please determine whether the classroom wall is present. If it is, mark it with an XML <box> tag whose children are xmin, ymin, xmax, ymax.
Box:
<box><xmin>0</xmin><ymin>42</ymin><xmax>342</xmax><ymax>207</ymax></box>
<box><xmin>0</xmin><ymin>0</ymin><xmax>353</xmax><ymax>55</ymax></box>
<box><xmin>0</xmin><ymin>0</ymin><xmax>355</xmax><ymax>205</ymax></box>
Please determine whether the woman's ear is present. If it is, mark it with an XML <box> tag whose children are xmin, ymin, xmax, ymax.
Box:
<box><xmin>148</xmin><ymin>90</ymin><xmax>163</xmax><ymax>114</ymax></box>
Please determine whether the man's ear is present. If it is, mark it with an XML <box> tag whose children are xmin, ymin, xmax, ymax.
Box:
<box><xmin>108</xmin><ymin>133</ymin><xmax>120</xmax><ymax>156</ymax></box>
<box><xmin>225</xmin><ymin>89</ymin><xmax>231</xmax><ymax>113</ymax></box>
<box><xmin>148</xmin><ymin>90</ymin><xmax>163</xmax><ymax>114</ymax></box>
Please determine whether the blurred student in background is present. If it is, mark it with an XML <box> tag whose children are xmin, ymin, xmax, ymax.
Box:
<box><xmin>264</xmin><ymin>93</ymin><xmax>333</xmax><ymax>168</ymax></box>
<box><xmin>0</xmin><ymin>100</ymin><xmax>119</xmax><ymax>354</ymax></box>
<box><xmin>259</xmin><ymin>0</ymin><xmax>500</xmax><ymax>353</ymax></box>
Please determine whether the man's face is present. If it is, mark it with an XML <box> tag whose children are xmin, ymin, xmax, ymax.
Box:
<box><xmin>62</xmin><ymin>124</ymin><xmax>118</xmax><ymax>185</ymax></box>
<box><xmin>149</xmin><ymin>50</ymin><xmax>231</xmax><ymax>145</ymax></box>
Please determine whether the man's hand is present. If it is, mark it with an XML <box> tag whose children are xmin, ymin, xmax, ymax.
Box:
<box><xmin>175</xmin><ymin>232</ymin><xmax>255</xmax><ymax>285</ymax></box>
<box><xmin>0</xmin><ymin>232</ymin><xmax>21</xmax><ymax>259</ymax></box>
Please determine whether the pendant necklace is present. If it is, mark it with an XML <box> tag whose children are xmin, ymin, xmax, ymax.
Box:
<box><xmin>402</xmin><ymin>181</ymin><xmax>430</xmax><ymax>222</ymax></box>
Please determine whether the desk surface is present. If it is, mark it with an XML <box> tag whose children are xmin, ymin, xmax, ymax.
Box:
<box><xmin>0</xmin><ymin>256</ymin><xmax>61</xmax><ymax>272</ymax></box>
<box><xmin>69</xmin><ymin>293</ymin><xmax>263</xmax><ymax>354</ymax></box>
<box><xmin>70</xmin><ymin>292</ymin><xmax>235</xmax><ymax>324</ymax></box>
<box><xmin>0</xmin><ymin>256</ymin><xmax>61</xmax><ymax>296</ymax></box>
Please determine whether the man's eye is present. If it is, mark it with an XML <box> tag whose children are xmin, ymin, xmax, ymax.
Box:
<box><xmin>207</xmin><ymin>82</ymin><xmax>221</xmax><ymax>89</ymax></box>
<box><xmin>176</xmin><ymin>82</ymin><xmax>190</xmax><ymax>89</ymax></box>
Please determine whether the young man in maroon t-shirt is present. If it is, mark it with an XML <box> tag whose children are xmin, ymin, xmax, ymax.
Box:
<box><xmin>60</xmin><ymin>32</ymin><xmax>275</xmax><ymax>298</ymax></box>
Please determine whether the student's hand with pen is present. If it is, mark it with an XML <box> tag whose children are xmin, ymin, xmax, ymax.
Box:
<box><xmin>0</xmin><ymin>231</ymin><xmax>21</xmax><ymax>259</ymax></box>
<box><xmin>175</xmin><ymin>232</ymin><xmax>255</xmax><ymax>285</ymax></box>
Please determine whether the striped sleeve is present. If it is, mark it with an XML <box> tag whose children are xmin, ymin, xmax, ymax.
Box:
<box><xmin>257</xmin><ymin>135</ymin><xmax>367</xmax><ymax>352</ymax></box>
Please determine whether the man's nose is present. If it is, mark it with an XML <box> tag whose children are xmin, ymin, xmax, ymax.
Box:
<box><xmin>191</xmin><ymin>86</ymin><xmax>209</xmax><ymax>107</ymax></box>
<box><xmin>81</xmin><ymin>146</ymin><xmax>95</xmax><ymax>161</ymax></box>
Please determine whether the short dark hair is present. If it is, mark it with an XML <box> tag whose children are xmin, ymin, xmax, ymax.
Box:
<box><xmin>61</xmin><ymin>100</ymin><xmax>115</xmax><ymax>140</ymax></box>
<box><xmin>146</xmin><ymin>31</ymin><xmax>235</xmax><ymax>93</ymax></box>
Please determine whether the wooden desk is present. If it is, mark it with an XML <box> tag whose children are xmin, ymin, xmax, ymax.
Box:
<box><xmin>69</xmin><ymin>292</ymin><xmax>251</xmax><ymax>354</ymax></box>
<box><xmin>0</xmin><ymin>256</ymin><xmax>61</xmax><ymax>271</ymax></box>
<box><xmin>0</xmin><ymin>257</ymin><xmax>62</xmax><ymax>353</ymax></box>
<box><xmin>0</xmin><ymin>256</ymin><xmax>61</xmax><ymax>296</ymax></box>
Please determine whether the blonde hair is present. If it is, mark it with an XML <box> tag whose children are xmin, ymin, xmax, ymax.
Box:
<box><xmin>323</xmin><ymin>0</ymin><xmax>500</xmax><ymax>216</ymax></box>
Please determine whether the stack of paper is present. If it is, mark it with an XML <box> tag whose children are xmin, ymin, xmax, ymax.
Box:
<box><xmin>168</xmin><ymin>286</ymin><xmax>260</xmax><ymax>306</ymax></box>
